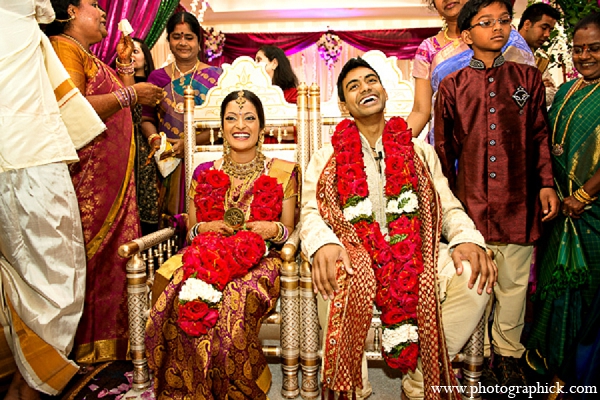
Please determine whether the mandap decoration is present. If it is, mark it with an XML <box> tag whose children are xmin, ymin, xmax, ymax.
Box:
<box><xmin>176</xmin><ymin>169</ymin><xmax>283</xmax><ymax>336</ymax></box>
<box><xmin>317</xmin><ymin>32</ymin><xmax>343</xmax><ymax>68</ymax></box>
<box><xmin>204</xmin><ymin>27</ymin><xmax>226</xmax><ymax>62</ymax></box>
<box><xmin>332</xmin><ymin>117</ymin><xmax>423</xmax><ymax>372</ymax></box>
<box><xmin>528</xmin><ymin>0</ymin><xmax>600</xmax><ymax>79</ymax></box>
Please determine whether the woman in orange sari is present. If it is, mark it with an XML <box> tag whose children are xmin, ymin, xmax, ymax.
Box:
<box><xmin>47</xmin><ymin>0</ymin><xmax>164</xmax><ymax>366</ymax></box>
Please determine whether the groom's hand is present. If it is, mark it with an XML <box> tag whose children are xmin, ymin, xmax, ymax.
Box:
<box><xmin>312</xmin><ymin>244</ymin><xmax>353</xmax><ymax>300</ymax></box>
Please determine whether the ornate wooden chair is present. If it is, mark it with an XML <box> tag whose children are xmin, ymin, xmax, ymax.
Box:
<box><xmin>299</xmin><ymin>50</ymin><xmax>485</xmax><ymax>400</ymax></box>
<box><xmin>118</xmin><ymin>56</ymin><xmax>313</xmax><ymax>399</ymax></box>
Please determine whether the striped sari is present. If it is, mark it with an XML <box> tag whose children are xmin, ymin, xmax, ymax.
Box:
<box><xmin>527</xmin><ymin>80</ymin><xmax>600</xmax><ymax>375</ymax></box>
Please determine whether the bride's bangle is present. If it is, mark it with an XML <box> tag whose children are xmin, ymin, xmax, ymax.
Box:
<box><xmin>188</xmin><ymin>222</ymin><xmax>205</xmax><ymax>242</ymax></box>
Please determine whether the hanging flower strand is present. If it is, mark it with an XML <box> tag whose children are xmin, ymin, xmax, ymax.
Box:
<box><xmin>204</xmin><ymin>27</ymin><xmax>225</xmax><ymax>62</ymax></box>
<box><xmin>317</xmin><ymin>32</ymin><xmax>343</xmax><ymax>69</ymax></box>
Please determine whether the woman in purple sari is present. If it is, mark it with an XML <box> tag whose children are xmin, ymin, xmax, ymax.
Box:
<box><xmin>47</xmin><ymin>0</ymin><xmax>164</xmax><ymax>365</ymax></box>
<box><xmin>141</xmin><ymin>12</ymin><xmax>222</xmax><ymax>223</ymax></box>
<box><xmin>146</xmin><ymin>90</ymin><xmax>299</xmax><ymax>399</ymax></box>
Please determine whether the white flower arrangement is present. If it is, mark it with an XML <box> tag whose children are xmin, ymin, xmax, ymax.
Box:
<box><xmin>343</xmin><ymin>198</ymin><xmax>373</xmax><ymax>221</ymax></box>
<box><xmin>386</xmin><ymin>190</ymin><xmax>419</xmax><ymax>215</ymax></box>
<box><xmin>317</xmin><ymin>32</ymin><xmax>343</xmax><ymax>69</ymax></box>
<box><xmin>204</xmin><ymin>27</ymin><xmax>225</xmax><ymax>62</ymax></box>
<box><xmin>179</xmin><ymin>277</ymin><xmax>223</xmax><ymax>304</ymax></box>
<box><xmin>381</xmin><ymin>324</ymin><xmax>419</xmax><ymax>353</ymax></box>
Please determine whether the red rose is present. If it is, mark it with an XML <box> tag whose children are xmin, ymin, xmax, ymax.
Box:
<box><xmin>251</xmin><ymin>207</ymin><xmax>276</xmax><ymax>221</ymax></box>
<box><xmin>385</xmin><ymin>116</ymin><xmax>409</xmax><ymax>134</ymax></box>
<box><xmin>393</xmin><ymin>268</ymin><xmax>419</xmax><ymax>294</ymax></box>
<box><xmin>385</xmin><ymin>155</ymin><xmax>406</xmax><ymax>174</ymax></box>
<box><xmin>254</xmin><ymin>175</ymin><xmax>281</xmax><ymax>193</ymax></box>
<box><xmin>336</xmin><ymin>151</ymin><xmax>354</xmax><ymax>166</ymax></box>
<box><xmin>397</xmin><ymin>293</ymin><xmax>418</xmax><ymax>316</ymax></box>
<box><xmin>195</xmin><ymin>183</ymin><xmax>212</xmax><ymax>196</ymax></box>
<box><xmin>390</xmin><ymin>240</ymin><xmax>416</xmax><ymax>262</ymax></box>
<box><xmin>177</xmin><ymin>301</ymin><xmax>219</xmax><ymax>336</ymax></box>
<box><xmin>332</xmin><ymin>119</ymin><xmax>355</xmax><ymax>140</ymax></box>
<box><xmin>401</xmin><ymin>343</ymin><xmax>420</xmax><ymax>370</ymax></box>
<box><xmin>227</xmin><ymin>231</ymin><xmax>265</xmax><ymax>276</ymax></box>
<box><xmin>350</xmin><ymin>179</ymin><xmax>369</xmax><ymax>198</ymax></box>
<box><xmin>205</xmin><ymin>170</ymin><xmax>230</xmax><ymax>188</ymax></box>
<box><xmin>338</xmin><ymin>163</ymin><xmax>364</xmax><ymax>181</ymax></box>
<box><xmin>253</xmin><ymin>193</ymin><xmax>280</xmax><ymax>210</ymax></box>
<box><xmin>381</xmin><ymin>308</ymin><xmax>410</xmax><ymax>326</ymax></box>
<box><xmin>384</xmin><ymin>342</ymin><xmax>419</xmax><ymax>372</ymax></box>
<box><xmin>385</xmin><ymin>178</ymin><xmax>404</xmax><ymax>197</ymax></box>
<box><xmin>338</xmin><ymin>180</ymin><xmax>352</xmax><ymax>200</ymax></box>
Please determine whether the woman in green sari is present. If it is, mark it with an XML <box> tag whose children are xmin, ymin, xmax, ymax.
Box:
<box><xmin>527</xmin><ymin>12</ymin><xmax>600</xmax><ymax>392</ymax></box>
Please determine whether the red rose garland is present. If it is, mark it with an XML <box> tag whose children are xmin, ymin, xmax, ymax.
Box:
<box><xmin>331</xmin><ymin>117</ymin><xmax>423</xmax><ymax>372</ymax></box>
<box><xmin>177</xmin><ymin>169</ymin><xmax>284</xmax><ymax>337</ymax></box>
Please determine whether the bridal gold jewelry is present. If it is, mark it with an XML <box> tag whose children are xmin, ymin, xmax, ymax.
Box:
<box><xmin>236</xmin><ymin>90</ymin><xmax>246</xmax><ymax>110</ymax></box>
<box><xmin>222</xmin><ymin>152</ymin><xmax>265</xmax><ymax>180</ymax></box>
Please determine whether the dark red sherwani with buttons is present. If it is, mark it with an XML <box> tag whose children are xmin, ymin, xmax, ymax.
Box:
<box><xmin>434</xmin><ymin>55</ymin><xmax>554</xmax><ymax>244</ymax></box>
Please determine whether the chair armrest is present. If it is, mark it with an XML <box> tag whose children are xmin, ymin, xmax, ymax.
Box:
<box><xmin>118</xmin><ymin>227</ymin><xmax>177</xmax><ymax>258</ymax></box>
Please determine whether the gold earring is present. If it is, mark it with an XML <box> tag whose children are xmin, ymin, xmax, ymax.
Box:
<box><xmin>257</xmin><ymin>131</ymin><xmax>264</xmax><ymax>153</ymax></box>
<box><xmin>223</xmin><ymin>139</ymin><xmax>231</xmax><ymax>156</ymax></box>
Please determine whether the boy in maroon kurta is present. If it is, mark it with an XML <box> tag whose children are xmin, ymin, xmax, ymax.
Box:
<box><xmin>433</xmin><ymin>0</ymin><xmax>560</xmax><ymax>387</ymax></box>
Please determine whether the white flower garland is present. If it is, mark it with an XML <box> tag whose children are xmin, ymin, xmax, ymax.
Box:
<box><xmin>179</xmin><ymin>277</ymin><xmax>223</xmax><ymax>304</ymax></box>
<box><xmin>382</xmin><ymin>324</ymin><xmax>419</xmax><ymax>353</ymax></box>
<box><xmin>386</xmin><ymin>190</ymin><xmax>419</xmax><ymax>215</ymax></box>
<box><xmin>343</xmin><ymin>198</ymin><xmax>373</xmax><ymax>221</ymax></box>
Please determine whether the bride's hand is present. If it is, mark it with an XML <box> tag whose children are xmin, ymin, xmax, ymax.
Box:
<box><xmin>245</xmin><ymin>221</ymin><xmax>278</xmax><ymax>241</ymax></box>
<box><xmin>197</xmin><ymin>221</ymin><xmax>234</xmax><ymax>236</ymax></box>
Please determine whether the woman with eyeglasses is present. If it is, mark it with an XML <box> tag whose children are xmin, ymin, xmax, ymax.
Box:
<box><xmin>46</xmin><ymin>0</ymin><xmax>164</xmax><ymax>367</ymax></box>
<box><xmin>527</xmin><ymin>12</ymin><xmax>600</xmax><ymax>394</ymax></box>
<box><xmin>407</xmin><ymin>0</ymin><xmax>534</xmax><ymax>143</ymax></box>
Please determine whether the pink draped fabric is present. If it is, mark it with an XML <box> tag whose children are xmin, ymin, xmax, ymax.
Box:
<box><xmin>91</xmin><ymin>0</ymin><xmax>161</xmax><ymax>64</ymax></box>
<box><xmin>210</xmin><ymin>28</ymin><xmax>440</xmax><ymax>66</ymax></box>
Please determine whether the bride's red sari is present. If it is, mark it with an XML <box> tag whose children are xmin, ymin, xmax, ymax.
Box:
<box><xmin>51</xmin><ymin>36</ymin><xmax>141</xmax><ymax>364</ymax></box>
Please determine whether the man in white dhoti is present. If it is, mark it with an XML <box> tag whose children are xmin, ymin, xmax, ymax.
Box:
<box><xmin>0</xmin><ymin>0</ymin><xmax>104</xmax><ymax>397</ymax></box>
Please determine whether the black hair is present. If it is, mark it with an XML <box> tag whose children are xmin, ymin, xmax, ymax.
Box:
<box><xmin>258</xmin><ymin>45</ymin><xmax>299</xmax><ymax>90</ymax></box>
<box><xmin>132</xmin><ymin>38</ymin><xmax>155</xmax><ymax>78</ymax></box>
<box><xmin>220</xmin><ymin>90</ymin><xmax>266</xmax><ymax>131</ymax></box>
<box><xmin>166</xmin><ymin>12</ymin><xmax>202</xmax><ymax>42</ymax></box>
<box><xmin>424</xmin><ymin>0</ymin><xmax>437</xmax><ymax>12</ymax></box>
<box><xmin>458</xmin><ymin>0</ymin><xmax>513</xmax><ymax>33</ymax></box>
<box><xmin>573</xmin><ymin>12</ymin><xmax>600</xmax><ymax>36</ymax></box>
<box><xmin>518</xmin><ymin>3</ymin><xmax>561</xmax><ymax>31</ymax></box>
<box><xmin>46</xmin><ymin>0</ymin><xmax>82</xmax><ymax>36</ymax></box>
<box><xmin>336</xmin><ymin>57</ymin><xmax>382</xmax><ymax>102</ymax></box>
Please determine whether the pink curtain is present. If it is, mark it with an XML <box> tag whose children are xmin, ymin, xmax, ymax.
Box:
<box><xmin>91</xmin><ymin>0</ymin><xmax>162</xmax><ymax>64</ymax></box>
<box><xmin>210</xmin><ymin>28</ymin><xmax>440</xmax><ymax>66</ymax></box>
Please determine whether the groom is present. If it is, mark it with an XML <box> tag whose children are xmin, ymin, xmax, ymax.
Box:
<box><xmin>299</xmin><ymin>57</ymin><xmax>497</xmax><ymax>400</ymax></box>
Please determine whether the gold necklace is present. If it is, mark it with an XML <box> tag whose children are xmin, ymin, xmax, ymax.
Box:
<box><xmin>443</xmin><ymin>28</ymin><xmax>460</xmax><ymax>48</ymax></box>
<box><xmin>170</xmin><ymin>61</ymin><xmax>199</xmax><ymax>113</ymax></box>
<box><xmin>222</xmin><ymin>152</ymin><xmax>266</xmax><ymax>180</ymax></box>
<box><xmin>60</xmin><ymin>34</ymin><xmax>96</xmax><ymax>59</ymax></box>
<box><xmin>551</xmin><ymin>78</ymin><xmax>600</xmax><ymax>156</ymax></box>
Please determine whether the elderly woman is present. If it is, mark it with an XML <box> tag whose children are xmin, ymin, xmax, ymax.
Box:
<box><xmin>527</xmin><ymin>12</ymin><xmax>600</xmax><ymax>395</ymax></box>
<box><xmin>146</xmin><ymin>90</ymin><xmax>299</xmax><ymax>399</ymax></box>
<box><xmin>46</xmin><ymin>0</ymin><xmax>164</xmax><ymax>366</ymax></box>
<box><xmin>407</xmin><ymin>0</ymin><xmax>534</xmax><ymax>142</ymax></box>
<box><xmin>141</xmin><ymin>12</ymin><xmax>222</xmax><ymax>223</ymax></box>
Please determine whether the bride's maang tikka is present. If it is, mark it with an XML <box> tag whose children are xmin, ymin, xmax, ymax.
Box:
<box><xmin>235</xmin><ymin>90</ymin><xmax>246</xmax><ymax>110</ymax></box>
